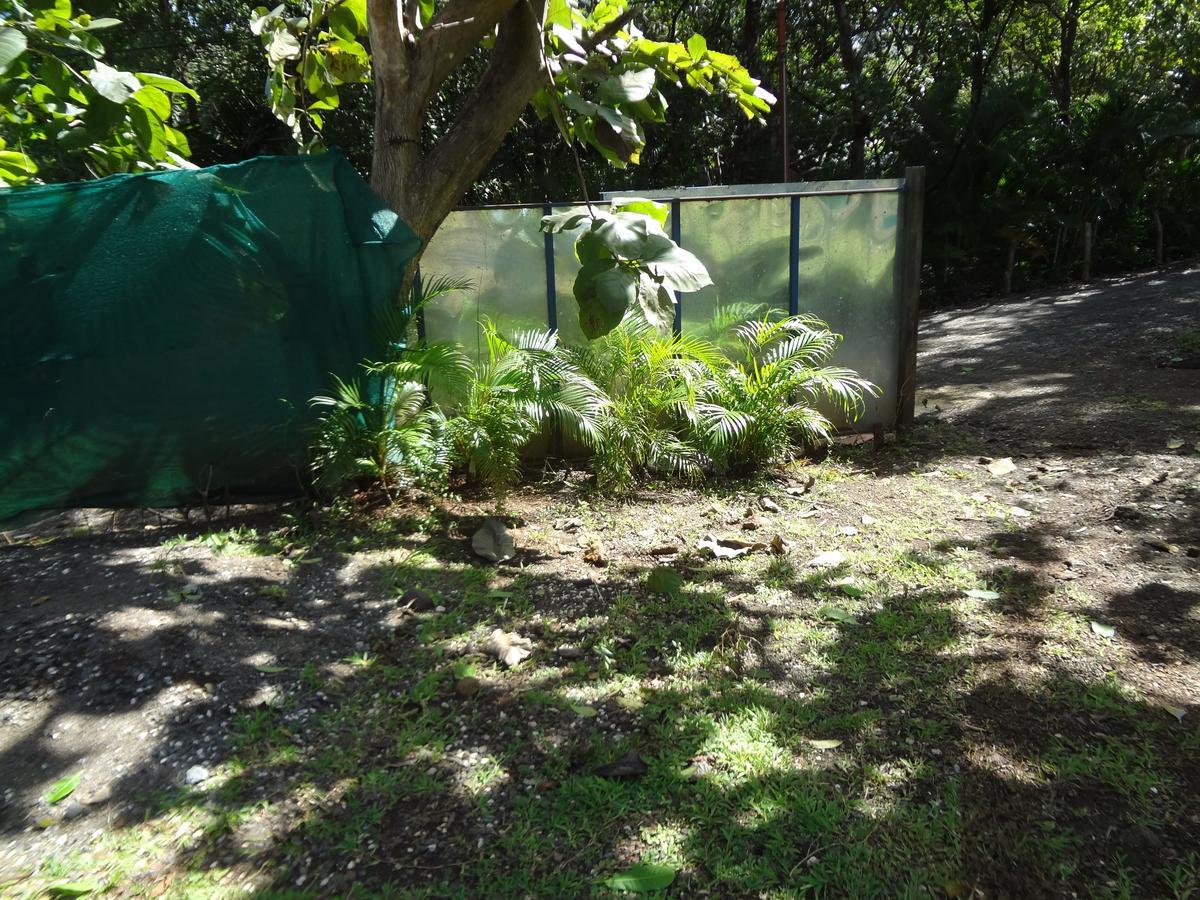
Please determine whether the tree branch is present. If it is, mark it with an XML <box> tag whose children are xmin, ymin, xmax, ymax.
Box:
<box><xmin>409</xmin><ymin>0</ymin><xmax>547</xmax><ymax>236</ymax></box>
<box><xmin>413</xmin><ymin>0</ymin><xmax>519</xmax><ymax>99</ymax></box>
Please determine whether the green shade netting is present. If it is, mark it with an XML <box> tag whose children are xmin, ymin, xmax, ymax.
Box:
<box><xmin>0</xmin><ymin>150</ymin><xmax>420</xmax><ymax>522</ymax></box>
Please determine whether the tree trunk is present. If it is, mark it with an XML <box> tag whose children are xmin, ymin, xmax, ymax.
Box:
<box><xmin>1153</xmin><ymin>208</ymin><xmax>1164</xmax><ymax>267</ymax></box>
<box><xmin>831</xmin><ymin>0</ymin><xmax>867</xmax><ymax>178</ymax></box>
<box><xmin>1053</xmin><ymin>0</ymin><xmax>1081</xmax><ymax>118</ymax></box>
<box><xmin>1004</xmin><ymin>238</ymin><xmax>1016</xmax><ymax>294</ymax></box>
<box><xmin>366</xmin><ymin>0</ymin><xmax>548</xmax><ymax>246</ymax></box>
<box><xmin>1082</xmin><ymin>220</ymin><xmax>1092</xmax><ymax>281</ymax></box>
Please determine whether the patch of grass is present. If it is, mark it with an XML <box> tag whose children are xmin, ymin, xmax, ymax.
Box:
<box><xmin>1175</xmin><ymin>327</ymin><xmax>1200</xmax><ymax>355</ymax></box>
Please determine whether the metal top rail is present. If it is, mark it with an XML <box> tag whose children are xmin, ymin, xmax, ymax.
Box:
<box><xmin>450</xmin><ymin>180</ymin><xmax>905</xmax><ymax>213</ymax></box>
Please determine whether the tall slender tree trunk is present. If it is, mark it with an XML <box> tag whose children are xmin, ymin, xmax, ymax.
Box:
<box><xmin>831</xmin><ymin>0</ymin><xmax>867</xmax><ymax>178</ymax></box>
<box><xmin>1004</xmin><ymin>238</ymin><xmax>1017</xmax><ymax>294</ymax></box>
<box><xmin>1053</xmin><ymin>0</ymin><xmax>1081</xmax><ymax>118</ymax></box>
<box><xmin>1153</xmin><ymin>208</ymin><xmax>1164</xmax><ymax>267</ymax></box>
<box><xmin>1082</xmin><ymin>220</ymin><xmax>1092</xmax><ymax>281</ymax></box>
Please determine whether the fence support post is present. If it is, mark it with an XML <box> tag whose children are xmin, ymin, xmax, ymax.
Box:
<box><xmin>896</xmin><ymin>166</ymin><xmax>925</xmax><ymax>430</ymax></box>
<box><xmin>671</xmin><ymin>198</ymin><xmax>683</xmax><ymax>335</ymax></box>
<box><xmin>788</xmin><ymin>195</ymin><xmax>800</xmax><ymax>315</ymax></box>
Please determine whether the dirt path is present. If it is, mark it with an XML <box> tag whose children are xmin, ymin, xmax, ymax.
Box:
<box><xmin>1</xmin><ymin>267</ymin><xmax>1197</xmax><ymax>896</ymax></box>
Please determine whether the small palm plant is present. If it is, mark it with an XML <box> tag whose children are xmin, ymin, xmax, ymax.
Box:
<box><xmin>442</xmin><ymin>321</ymin><xmax>607</xmax><ymax>509</ymax></box>
<box><xmin>697</xmin><ymin>314</ymin><xmax>879</xmax><ymax>473</ymax></box>
<box><xmin>569</xmin><ymin>316</ymin><xmax>723</xmax><ymax>492</ymax></box>
<box><xmin>309</xmin><ymin>275</ymin><xmax>472</xmax><ymax>494</ymax></box>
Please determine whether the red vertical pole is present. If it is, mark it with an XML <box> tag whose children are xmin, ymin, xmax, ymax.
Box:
<box><xmin>777</xmin><ymin>1</ymin><xmax>790</xmax><ymax>182</ymax></box>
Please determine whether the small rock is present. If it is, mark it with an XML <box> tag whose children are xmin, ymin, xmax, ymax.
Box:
<box><xmin>556</xmin><ymin>645</ymin><xmax>585</xmax><ymax>660</ymax></box>
<box><xmin>484</xmin><ymin>629</ymin><xmax>533</xmax><ymax>667</ymax></box>
<box><xmin>80</xmin><ymin>783</ymin><xmax>113</xmax><ymax>806</ymax></box>
<box><xmin>184</xmin><ymin>765</ymin><xmax>210</xmax><ymax>786</ymax></box>
<box><xmin>59</xmin><ymin>799</ymin><xmax>87</xmax><ymax>822</ymax></box>
<box><xmin>472</xmin><ymin>518</ymin><xmax>516</xmax><ymax>563</ymax></box>
<box><xmin>758</xmin><ymin>496</ymin><xmax>781</xmax><ymax>513</ymax></box>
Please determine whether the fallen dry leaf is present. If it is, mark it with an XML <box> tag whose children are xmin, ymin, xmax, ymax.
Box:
<box><xmin>583</xmin><ymin>541</ymin><xmax>608</xmax><ymax>567</ymax></box>
<box><xmin>697</xmin><ymin>535</ymin><xmax>768</xmax><ymax>559</ymax></box>
<box><xmin>485</xmin><ymin>629</ymin><xmax>533</xmax><ymax>667</ymax></box>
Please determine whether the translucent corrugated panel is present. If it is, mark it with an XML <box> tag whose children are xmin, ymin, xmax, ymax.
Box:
<box><xmin>797</xmin><ymin>191</ymin><xmax>899</xmax><ymax>426</ymax></box>
<box><xmin>677</xmin><ymin>198</ymin><xmax>791</xmax><ymax>349</ymax></box>
<box><xmin>420</xmin><ymin>207</ymin><xmax>548</xmax><ymax>360</ymax></box>
<box><xmin>549</xmin><ymin>204</ymin><xmax>590</xmax><ymax>346</ymax></box>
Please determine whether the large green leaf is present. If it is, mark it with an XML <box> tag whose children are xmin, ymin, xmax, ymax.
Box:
<box><xmin>636</xmin><ymin>277</ymin><xmax>675</xmax><ymax>332</ymax></box>
<box><xmin>541</xmin><ymin>209</ymin><xmax>591</xmax><ymax>233</ymax></box>
<box><xmin>0</xmin><ymin>149</ymin><xmax>37</xmax><ymax>181</ymax></box>
<box><xmin>328</xmin><ymin>3</ymin><xmax>361</xmax><ymax>40</ymax></box>
<box><xmin>592</xmin><ymin>212</ymin><xmax>658</xmax><ymax>258</ymax></box>
<box><xmin>611</xmin><ymin>196</ymin><xmax>669</xmax><ymax>226</ymax></box>
<box><xmin>128</xmin><ymin>102</ymin><xmax>167</xmax><ymax>157</ymax></box>
<box><xmin>575</xmin><ymin>261</ymin><xmax>636</xmax><ymax>338</ymax></box>
<box><xmin>86</xmin><ymin>61</ymin><xmax>141</xmax><ymax>104</ymax></box>
<box><xmin>598</xmin><ymin>67</ymin><xmax>656</xmax><ymax>103</ymax></box>
<box><xmin>640</xmin><ymin>233</ymin><xmax>712</xmax><ymax>293</ymax></box>
<box><xmin>604</xmin><ymin>862</ymin><xmax>676</xmax><ymax>893</ymax></box>
<box><xmin>132</xmin><ymin>85</ymin><xmax>171</xmax><ymax>119</ymax></box>
<box><xmin>0</xmin><ymin>27</ymin><xmax>28</xmax><ymax>75</ymax></box>
<box><xmin>136</xmin><ymin>72</ymin><xmax>198</xmax><ymax>100</ymax></box>
<box><xmin>268</xmin><ymin>28</ymin><xmax>301</xmax><ymax>63</ymax></box>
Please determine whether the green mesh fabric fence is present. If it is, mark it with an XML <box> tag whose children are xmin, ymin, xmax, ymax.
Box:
<box><xmin>0</xmin><ymin>151</ymin><xmax>419</xmax><ymax>523</ymax></box>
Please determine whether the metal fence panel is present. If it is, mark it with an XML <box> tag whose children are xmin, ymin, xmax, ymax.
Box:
<box><xmin>420</xmin><ymin>173</ymin><xmax>922</xmax><ymax>431</ymax></box>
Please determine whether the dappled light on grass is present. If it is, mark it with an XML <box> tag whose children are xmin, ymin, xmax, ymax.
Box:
<box><xmin>4</xmin><ymin>400</ymin><xmax>1198</xmax><ymax>897</ymax></box>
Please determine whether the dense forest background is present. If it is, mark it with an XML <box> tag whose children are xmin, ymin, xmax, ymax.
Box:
<box><xmin>90</xmin><ymin>0</ymin><xmax>1200</xmax><ymax>302</ymax></box>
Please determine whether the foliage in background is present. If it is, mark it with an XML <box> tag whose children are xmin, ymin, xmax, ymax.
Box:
<box><xmin>0</xmin><ymin>0</ymin><xmax>196</xmax><ymax>185</ymax></box>
<box><xmin>16</xmin><ymin>0</ymin><xmax>1196</xmax><ymax>294</ymax></box>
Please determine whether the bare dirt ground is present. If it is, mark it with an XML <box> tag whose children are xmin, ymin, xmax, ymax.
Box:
<box><xmin>1</xmin><ymin>265</ymin><xmax>1197</xmax><ymax>897</ymax></box>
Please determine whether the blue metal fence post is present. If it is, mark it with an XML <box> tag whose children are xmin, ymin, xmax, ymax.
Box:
<box><xmin>670</xmin><ymin>198</ymin><xmax>682</xmax><ymax>334</ymax></box>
